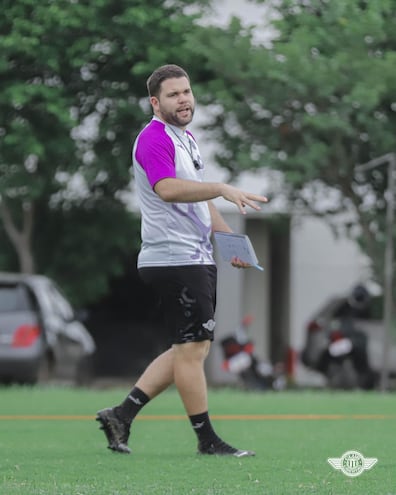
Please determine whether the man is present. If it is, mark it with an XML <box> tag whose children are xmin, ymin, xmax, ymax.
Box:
<box><xmin>96</xmin><ymin>64</ymin><xmax>268</xmax><ymax>457</ymax></box>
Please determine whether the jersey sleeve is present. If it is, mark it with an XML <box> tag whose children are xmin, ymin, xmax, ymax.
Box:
<box><xmin>135</xmin><ymin>124</ymin><xmax>176</xmax><ymax>188</ymax></box>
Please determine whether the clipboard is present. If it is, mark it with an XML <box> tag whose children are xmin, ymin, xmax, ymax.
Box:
<box><xmin>213</xmin><ymin>232</ymin><xmax>264</xmax><ymax>272</ymax></box>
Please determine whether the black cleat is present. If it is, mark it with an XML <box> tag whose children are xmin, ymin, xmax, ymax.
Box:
<box><xmin>198</xmin><ymin>438</ymin><xmax>255</xmax><ymax>457</ymax></box>
<box><xmin>96</xmin><ymin>408</ymin><xmax>131</xmax><ymax>454</ymax></box>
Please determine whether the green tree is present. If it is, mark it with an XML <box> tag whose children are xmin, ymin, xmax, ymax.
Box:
<box><xmin>0</xmin><ymin>0</ymin><xmax>210</xmax><ymax>304</ymax></box>
<box><xmin>189</xmin><ymin>0</ymin><xmax>396</xmax><ymax>286</ymax></box>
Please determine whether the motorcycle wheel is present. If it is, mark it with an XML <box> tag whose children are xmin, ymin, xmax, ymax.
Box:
<box><xmin>326</xmin><ymin>358</ymin><xmax>359</xmax><ymax>390</ymax></box>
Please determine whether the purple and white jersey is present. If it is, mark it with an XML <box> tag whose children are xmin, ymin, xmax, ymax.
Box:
<box><xmin>132</xmin><ymin>117</ymin><xmax>214</xmax><ymax>268</ymax></box>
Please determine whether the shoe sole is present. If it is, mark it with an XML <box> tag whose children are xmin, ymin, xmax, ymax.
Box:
<box><xmin>233</xmin><ymin>450</ymin><xmax>256</xmax><ymax>458</ymax></box>
<box><xmin>198</xmin><ymin>448</ymin><xmax>255</xmax><ymax>457</ymax></box>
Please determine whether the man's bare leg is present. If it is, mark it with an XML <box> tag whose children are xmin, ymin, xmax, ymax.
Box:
<box><xmin>172</xmin><ymin>341</ymin><xmax>210</xmax><ymax>414</ymax></box>
<box><xmin>135</xmin><ymin>347</ymin><xmax>175</xmax><ymax>398</ymax></box>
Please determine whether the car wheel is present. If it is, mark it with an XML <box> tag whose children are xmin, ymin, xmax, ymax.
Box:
<box><xmin>17</xmin><ymin>354</ymin><xmax>53</xmax><ymax>386</ymax></box>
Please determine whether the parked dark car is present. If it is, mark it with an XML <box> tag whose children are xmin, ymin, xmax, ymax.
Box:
<box><xmin>0</xmin><ymin>272</ymin><xmax>96</xmax><ymax>385</ymax></box>
<box><xmin>301</xmin><ymin>285</ymin><xmax>396</xmax><ymax>389</ymax></box>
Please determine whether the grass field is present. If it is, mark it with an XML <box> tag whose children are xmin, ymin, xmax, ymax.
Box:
<box><xmin>1</xmin><ymin>385</ymin><xmax>395</xmax><ymax>495</ymax></box>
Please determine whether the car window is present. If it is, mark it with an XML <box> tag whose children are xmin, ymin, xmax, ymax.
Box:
<box><xmin>0</xmin><ymin>284</ymin><xmax>34</xmax><ymax>312</ymax></box>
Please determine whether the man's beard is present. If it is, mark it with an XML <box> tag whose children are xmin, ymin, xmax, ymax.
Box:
<box><xmin>160</xmin><ymin>106</ymin><xmax>194</xmax><ymax>127</ymax></box>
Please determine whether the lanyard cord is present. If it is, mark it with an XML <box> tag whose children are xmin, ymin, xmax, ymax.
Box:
<box><xmin>167</xmin><ymin>125</ymin><xmax>201</xmax><ymax>170</ymax></box>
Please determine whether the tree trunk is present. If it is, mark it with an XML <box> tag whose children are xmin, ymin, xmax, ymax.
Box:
<box><xmin>0</xmin><ymin>199</ymin><xmax>35</xmax><ymax>274</ymax></box>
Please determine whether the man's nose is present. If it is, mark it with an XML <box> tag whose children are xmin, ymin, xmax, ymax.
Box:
<box><xmin>178</xmin><ymin>93</ymin><xmax>188</xmax><ymax>104</ymax></box>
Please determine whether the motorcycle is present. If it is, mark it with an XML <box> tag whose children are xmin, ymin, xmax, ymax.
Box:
<box><xmin>219</xmin><ymin>314</ymin><xmax>286</xmax><ymax>391</ymax></box>
<box><xmin>301</xmin><ymin>284</ymin><xmax>380</xmax><ymax>390</ymax></box>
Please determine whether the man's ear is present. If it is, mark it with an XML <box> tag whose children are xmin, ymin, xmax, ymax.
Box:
<box><xmin>150</xmin><ymin>96</ymin><xmax>159</xmax><ymax>111</ymax></box>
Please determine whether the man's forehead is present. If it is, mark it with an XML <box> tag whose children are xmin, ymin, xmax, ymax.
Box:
<box><xmin>160</xmin><ymin>77</ymin><xmax>191</xmax><ymax>93</ymax></box>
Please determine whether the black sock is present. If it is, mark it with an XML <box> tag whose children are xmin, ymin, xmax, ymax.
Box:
<box><xmin>189</xmin><ymin>411</ymin><xmax>218</xmax><ymax>445</ymax></box>
<box><xmin>115</xmin><ymin>386</ymin><xmax>150</xmax><ymax>423</ymax></box>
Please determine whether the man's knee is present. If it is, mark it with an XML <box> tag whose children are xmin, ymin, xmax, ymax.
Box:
<box><xmin>173</xmin><ymin>340</ymin><xmax>211</xmax><ymax>362</ymax></box>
